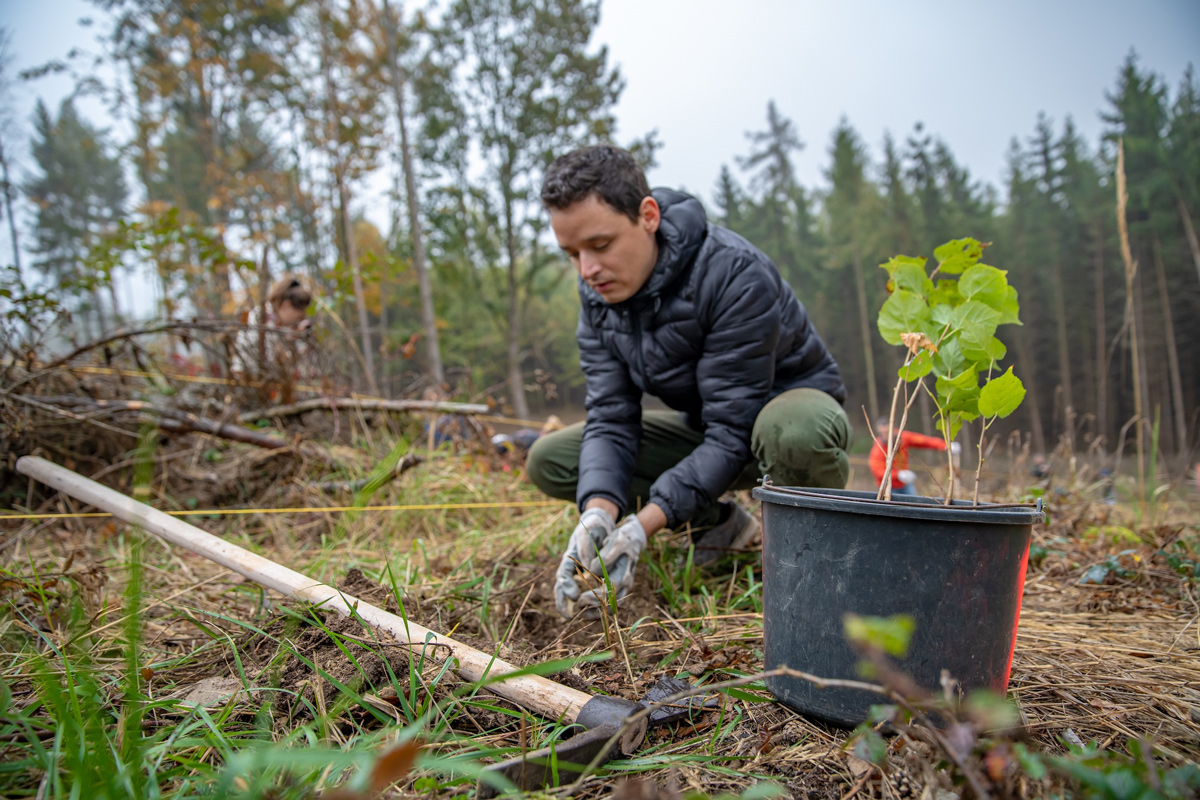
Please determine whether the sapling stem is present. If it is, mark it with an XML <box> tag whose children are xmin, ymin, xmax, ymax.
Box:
<box><xmin>941</xmin><ymin>414</ymin><xmax>955</xmax><ymax>504</ymax></box>
<box><xmin>893</xmin><ymin>379</ymin><xmax>924</xmax><ymax>489</ymax></box>
<box><xmin>878</xmin><ymin>353</ymin><xmax>927</xmax><ymax>502</ymax></box>
<box><xmin>877</xmin><ymin>354</ymin><xmax>911</xmax><ymax>501</ymax></box>
<box><xmin>972</xmin><ymin>363</ymin><xmax>995</xmax><ymax>506</ymax></box>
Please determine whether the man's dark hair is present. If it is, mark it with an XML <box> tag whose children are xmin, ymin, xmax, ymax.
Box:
<box><xmin>541</xmin><ymin>145</ymin><xmax>650</xmax><ymax>222</ymax></box>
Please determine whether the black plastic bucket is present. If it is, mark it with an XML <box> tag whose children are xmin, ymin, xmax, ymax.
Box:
<box><xmin>751</xmin><ymin>486</ymin><xmax>1043</xmax><ymax>728</ymax></box>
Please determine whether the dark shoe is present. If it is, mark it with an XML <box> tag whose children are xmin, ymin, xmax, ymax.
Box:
<box><xmin>689</xmin><ymin>501</ymin><xmax>759</xmax><ymax>567</ymax></box>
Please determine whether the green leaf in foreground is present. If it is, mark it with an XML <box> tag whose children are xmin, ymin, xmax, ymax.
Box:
<box><xmin>843</xmin><ymin>613</ymin><xmax>915</xmax><ymax>658</ymax></box>
<box><xmin>979</xmin><ymin>367</ymin><xmax>1026</xmax><ymax>418</ymax></box>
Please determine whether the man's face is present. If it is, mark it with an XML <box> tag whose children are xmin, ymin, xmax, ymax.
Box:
<box><xmin>549</xmin><ymin>193</ymin><xmax>660</xmax><ymax>304</ymax></box>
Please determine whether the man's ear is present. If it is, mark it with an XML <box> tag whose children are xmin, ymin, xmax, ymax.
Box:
<box><xmin>639</xmin><ymin>196</ymin><xmax>661</xmax><ymax>233</ymax></box>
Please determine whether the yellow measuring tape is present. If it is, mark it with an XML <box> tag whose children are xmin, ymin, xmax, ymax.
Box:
<box><xmin>0</xmin><ymin>499</ymin><xmax>566</xmax><ymax>522</ymax></box>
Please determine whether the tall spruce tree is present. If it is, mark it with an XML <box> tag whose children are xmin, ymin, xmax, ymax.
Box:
<box><xmin>736</xmin><ymin>101</ymin><xmax>819</xmax><ymax>292</ymax></box>
<box><xmin>823</xmin><ymin>119</ymin><xmax>883</xmax><ymax>420</ymax></box>
<box><xmin>1101</xmin><ymin>53</ymin><xmax>1189</xmax><ymax>453</ymax></box>
<box><xmin>998</xmin><ymin>137</ymin><xmax>1048</xmax><ymax>453</ymax></box>
<box><xmin>25</xmin><ymin>99</ymin><xmax>127</xmax><ymax>337</ymax></box>
<box><xmin>712</xmin><ymin>164</ymin><xmax>746</xmax><ymax>231</ymax></box>
<box><xmin>1166</xmin><ymin>65</ymin><xmax>1200</xmax><ymax>286</ymax></box>
<box><xmin>879</xmin><ymin>131</ymin><xmax>918</xmax><ymax>256</ymax></box>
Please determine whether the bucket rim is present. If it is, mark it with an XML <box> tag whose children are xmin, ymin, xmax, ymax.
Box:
<box><xmin>752</xmin><ymin>485</ymin><xmax>1045</xmax><ymax>525</ymax></box>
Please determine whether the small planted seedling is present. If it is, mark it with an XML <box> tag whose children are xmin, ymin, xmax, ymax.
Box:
<box><xmin>876</xmin><ymin>237</ymin><xmax>1026</xmax><ymax>503</ymax></box>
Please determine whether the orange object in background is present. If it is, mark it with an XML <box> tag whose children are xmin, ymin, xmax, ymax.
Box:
<box><xmin>868</xmin><ymin>430</ymin><xmax>946</xmax><ymax>489</ymax></box>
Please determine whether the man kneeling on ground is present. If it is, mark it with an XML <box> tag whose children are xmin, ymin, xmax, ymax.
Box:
<box><xmin>526</xmin><ymin>145</ymin><xmax>850</xmax><ymax>618</ymax></box>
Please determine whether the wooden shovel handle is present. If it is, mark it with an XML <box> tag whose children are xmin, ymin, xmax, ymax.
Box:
<box><xmin>15</xmin><ymin>456</ymin><xmax>591</xmax><ymax>723</ymax></box>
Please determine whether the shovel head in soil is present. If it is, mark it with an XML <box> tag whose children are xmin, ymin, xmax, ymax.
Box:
<box><xmin>476</xmin><ymin>676</ymin><xmax>715</xmax><ymax>797</ymax></box>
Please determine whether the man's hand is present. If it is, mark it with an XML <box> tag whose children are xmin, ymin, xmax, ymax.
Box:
<box><xmin>554</xmin><ymin>507</ymin><xmax>615</xmax><ymax>617</ymax></box>
<box><xmin>576</xmin><ymin>514</ymin><xmax>647</xmax><ymax>616</ymax></box>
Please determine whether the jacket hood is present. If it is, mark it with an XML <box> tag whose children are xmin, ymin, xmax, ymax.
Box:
<box><xmin>579</xmin><ymin>188</ymin><xmax>708</xmax><ymax>307</ymax></box>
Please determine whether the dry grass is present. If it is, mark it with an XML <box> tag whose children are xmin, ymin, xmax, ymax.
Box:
<box><xmin>2</xmin><ymin>371</ymin><xmax>1199</xmax><ymax>797</ymax></box>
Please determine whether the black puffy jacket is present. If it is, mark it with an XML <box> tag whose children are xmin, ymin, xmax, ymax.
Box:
<box><xmin>576</xmin><ymin>189</ymin><xmax>845</xmax><ymax>527</ymax></box>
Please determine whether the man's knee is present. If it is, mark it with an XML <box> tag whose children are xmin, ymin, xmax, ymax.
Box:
<box><xmin>753</xmin><ymin>388</ymin><xmax>851</xmax><ymax>489</ymax></box>
<box><xmin>525</xmin><ymin>427</ymin><xmax>581</xmax><ymax>501</ymax></box>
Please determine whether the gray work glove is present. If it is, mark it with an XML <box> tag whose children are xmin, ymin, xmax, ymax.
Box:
<box><xmin>554</xmin><ymin>507</ymin><xmax>615</xmax><ymax>617</ymax></box>
<box><xmin>575</xmin><ymin>514</ymin><xmax>647</xmax><ymax>617</ymax></box>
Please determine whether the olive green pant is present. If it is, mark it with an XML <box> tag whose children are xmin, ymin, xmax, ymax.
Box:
<box><xmin>526</xmin><ymin>387</ymin><xmax>851</xmax><ymax>527</ymax></box>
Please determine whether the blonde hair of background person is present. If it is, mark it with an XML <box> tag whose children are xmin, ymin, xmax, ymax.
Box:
<box><xmin>233</xmin><ymin>275</ymin><xmax>316</xmax><ymax>379</ymax></box>
<box><xmin>265</xmin><ymin>275</ymin><xmax>313</xmax><ymax>332</ymax></box>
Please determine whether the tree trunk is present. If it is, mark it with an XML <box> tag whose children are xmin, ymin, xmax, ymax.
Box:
<box><xmin>1013</xmin><ymin>328</ymin><xmax>1046</xmax><ymax>454</ymax></box>
<box><xmin>322</xmin><ymin>32</ymin><xmax>378</xmax><ymax>396</ymax></box>
<box><xmin>1133</xmin><ymin>264</ymin><xmax>1153</xmax><ymax>452</ymax></box>
<box><xmin>1174</xmin><ymin>188</ymin><xmax>1200</xmax><ymax>288</ymax></box>
<box><xmin>336</xmin><ymin>171</ymin><xmax>378</xmax><ymax>395</ymax></box>
<box><xmin>1151</xmin><ymin>235</ymin><xmax>1186</xmax><ymax>453</ymax></box>
<box><xmin>1093</xmin><ymin>222</ymin><xmax>1108</xmax><ymax>449</ymax></box>
<box><xmin>503</xmin><ymin>192</ymin><xmax>529</xmax><ymax>420</ymax></box>
<box><xmin>1116</xmin><ymin>142</ymin><xmax>1145</xmax><ymax>493</ymax></box>
<box><xmin>1049</xmin><ymin>251</ymin><xmax>1074</xmax><ymax>448</ymax></box>
<box><xmin>382</xmin><ymin>0</ymin><xmax>444</xmax><ymax>387</ymax></box>
<box><xmin>107</xmin><ymin>278</ymin><xmax>122</xmax><ymax>326</ymax></box>
<box><xmin>0</xmin><ymin>138</ymin><xmax>21</xmax><ymax>276</ymax></box>
<box><xmin>90</xmin><ymin>285</ymin><xmax>108</xmax><ymax>338</ymax></box>
<box><xmin>852</xmin><ymin>252</ymin><xmax>879</xmax><ymax>422</ymax></box>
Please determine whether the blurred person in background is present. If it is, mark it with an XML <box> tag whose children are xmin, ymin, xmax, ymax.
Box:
<box><xmin>232</xmin><ymin>275</ymin><xmax>317</xmax><ymax>399</ymax></box>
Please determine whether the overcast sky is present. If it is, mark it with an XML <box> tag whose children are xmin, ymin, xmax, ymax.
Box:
<box><xmin>2</xmin><ymin>0</ymin><xmax>1199</xmax><ymax>216</ymax></box>
<box><xmin>593</xmin><ymin>0</ymin><xmax>1200</xmax><ymax>194</ymax></box>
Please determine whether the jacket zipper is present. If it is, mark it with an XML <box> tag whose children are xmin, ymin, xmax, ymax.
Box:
<box><xmin>630</xmin><ymin>306</ymin><xmax>649</xmax><ymax>394</ymax></box>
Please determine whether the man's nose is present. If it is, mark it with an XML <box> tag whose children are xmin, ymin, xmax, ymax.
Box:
<box><xmin>578</xmin><ymin>251</ymin><xmax>601</xmax><ymax>278</ymax></box>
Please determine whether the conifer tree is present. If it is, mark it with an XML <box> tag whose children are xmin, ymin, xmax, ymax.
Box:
<box><xmin>736</xmin><ymin>101</ymin><xmax>818</xmax><ymax>291</ymax></box>
<box><xmin>24</xmin><ymin>99</ymin><xmax>127</xmax><ymax>337</ymax></box>
<box><xmin>824</xmin><ymin>119</ymin><xmax>883</xmax><ymax>420</ymax></box>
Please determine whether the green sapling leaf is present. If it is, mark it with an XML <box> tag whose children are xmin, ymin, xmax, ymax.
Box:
<box><xmin>958</xmin><ymin>263</ymin><xmax>1009</xmax><ymax>309</ymax></box>
<box><xmin>997</xmin><ymin>285</ymin><xmax>1022</xmax><ymax>326</ymax></box>
<box><xmin>880</xmin><ymin>254</ymin><xmax>927</xmax><ymax>274</ymax></box>
<box><xmin>932</xmin><ymin>337</ymin><xmax>968</xmax><ymax>376</ymax></box>
<box><xmin>947</xmin><ymin>365</ymin><xmax>980</xmax><ymax>389</ymax></box>
<box><xmin>962</xmin><ymin>334</ymin><xmax>1007</xmax><ymax>364</ymax></box>
<box><xmin>933</xmin><ymin>237</ymin><xmax>984</xmax><ymax>274</ymax></box>
<box><xmin>978</xmin><ymin>367</ymin><xmax>1026</xmax><ymax>418</ymax></box>
<box><xmin>931</xmin><ymin>303</ymin><xmax>955</xmax><ymax>327</ymax></box>
<box><xmin>952</xmin><ymin>299</ymin><xmax>1002</xmax><ymax>332</ymax></box>
<box><xmin>928</xmin><ymin>278</ymin><xmax>963</xmax><ymax>308</ymax></box>
<box><xmin>877</xmin><ymin>289</ymin><xmax>930</xmax><ymax>345</ymax></box>
<box><xmin>882</xmin><ymin>257</ymin><xmax>931</xmax><ymax>295</ymax></box>
<box><xmin>899</xmin><ymin>350</ymin><xmax>933</xmax><ymax>381</ymax></box>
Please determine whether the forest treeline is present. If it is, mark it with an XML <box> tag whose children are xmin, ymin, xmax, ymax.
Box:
<box><xmin>1</xmin><ymin>0</ymin><xmax>1198</xmax><ymax>457</ymax></box>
